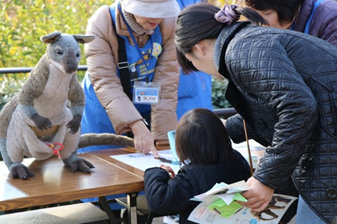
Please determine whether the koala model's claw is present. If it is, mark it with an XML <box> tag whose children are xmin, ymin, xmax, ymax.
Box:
<box><xmin>69</xmin><ymin>158</ymin><xmax>95</xmax><ymax>173</ymax></box>
<box><xmin>9</xmin><ymin>164</ymin><xmax>35</xmax><ymax>180</ymax></box>
<box><xmin>66</xmin><ymin>114</ymin><xmax>82</xmax><ymax>135</ymax></box>
<box><xmin>31</xmin><ymin>114</ymin><xmax>52</xmax><ymax>130</ymax></box>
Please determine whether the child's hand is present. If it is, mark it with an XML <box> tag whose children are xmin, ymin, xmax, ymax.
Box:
<box><xmin>160</xmin><ymin>164</ymin><xmax>175</xmax><ymax>178</ymax></box>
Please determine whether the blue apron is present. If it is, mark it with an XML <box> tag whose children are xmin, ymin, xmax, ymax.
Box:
<box><xmin>80</xmin><ymin>3</ymin><xmax>163</xmax><ymax>152</ymax></box>
<box><xmin>175</xmin><ymin>0</ymin><xmax>213</xmax><ymax>120</ymax></box>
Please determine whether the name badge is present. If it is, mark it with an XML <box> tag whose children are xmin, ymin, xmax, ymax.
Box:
<box><xmin>133</xmin><ymin>81</ymin><xmax>161</xmax><ymax>104</ymax></box>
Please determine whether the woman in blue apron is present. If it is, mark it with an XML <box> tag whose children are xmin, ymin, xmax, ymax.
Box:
<box><xmin>79</xmin><ymin>0</ymin><xmax>180</xmax><ymax>210</ymax></box>
<box><xmin>80</xmin><ymin>0</ymin><xmax>180</xmax><ymax>155</ymax></box>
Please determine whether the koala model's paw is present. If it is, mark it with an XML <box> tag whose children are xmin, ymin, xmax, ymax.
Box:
<box><xmin>69</xmin><ymin>158</ymin><xmax>94</xmax><ymax>173</ymax></box>
<box><xmin>9</xmin><ymin>164</ymin><xmax>34</xmax><ymax>180</ymax></box>
<box><xmin>32</xmin><ymin>113</ymin><xmax>52</xmax><ymax>130</ymax></box>
<box><xmin>66</xmin><ymin>114</ymin><xmax>82</xmax><ymax>135</ymax></box>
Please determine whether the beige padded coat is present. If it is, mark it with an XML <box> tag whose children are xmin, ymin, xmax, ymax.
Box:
<box><xmin>84</xmin><ymin>5</ymin><xmax>179</xmax><ymax>141</ymax></box>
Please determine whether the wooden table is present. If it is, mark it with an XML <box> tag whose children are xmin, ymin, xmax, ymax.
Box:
<box><xmin>88</xmin><ymin>147</ymin><xmax>165</xmax><ymax>223</ymax></box>
<box><xmin>89</xmin><ymin>147</ymin><xmax>145</xmax><ymax>178</ymax></box>
<box><xmin>0</xmin><ymin>148</ymin><xmax>144</xmax><ymax>224</ymax></box>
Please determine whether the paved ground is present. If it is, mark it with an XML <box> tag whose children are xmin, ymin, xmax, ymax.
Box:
<box><xmin>152</xmin><ymin>217</ymin><xmax>164</xmax><ymax>223</ymax></box>
<box><xmin>94</xmin><ymin>216</ymin><xmax>164</xmax><ymax>224</ymax></box>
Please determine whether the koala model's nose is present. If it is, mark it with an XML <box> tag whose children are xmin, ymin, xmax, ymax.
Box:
<box><xmin>66</xmin><ymin>62</ymin><xmax>78</xmax><ymax>73</ymax></box>
<box><xmin>64</xmin><ymin>50</ymin><xmax>79</xmax><ymax>73</ymax></box>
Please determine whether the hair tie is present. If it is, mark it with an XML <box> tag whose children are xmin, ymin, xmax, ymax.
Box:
<box><xmin>214</xmin><ymin>4</ymin><xmax>240</xmax><ymax>25</ymax></box>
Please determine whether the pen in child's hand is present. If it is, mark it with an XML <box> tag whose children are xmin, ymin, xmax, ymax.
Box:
<box><xmin>156</xmin><ymin>156</ymin><xmax>173</xmax><ymax>164</ymax></box>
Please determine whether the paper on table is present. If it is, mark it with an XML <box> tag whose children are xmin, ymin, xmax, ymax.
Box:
<box><xmin>0</xmin><ymin>172</ymin><xmax>28</xmax><ymax>201</ymax></box>
<box><xmin>110</xmin><ymin>149</ymin><xmax>181</xmax><ymax>174</ymax></box>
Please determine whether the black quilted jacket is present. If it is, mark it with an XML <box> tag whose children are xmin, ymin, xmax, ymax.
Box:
<box><xmin>216</xmin><ymin>22</ymin><xmax>337</xmax><ymax>224</ymax></box>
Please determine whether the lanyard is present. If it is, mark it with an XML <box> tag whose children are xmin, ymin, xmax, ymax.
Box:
<box><xmin>117</xmin><ymin>3</ymin><xmax>152</xmax><ymax>73</ymax></box>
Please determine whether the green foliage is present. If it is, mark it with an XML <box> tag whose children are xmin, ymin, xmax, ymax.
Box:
<box><xmin>0</xmin><ymin>74</ymin><xmax>28</xmax><ymax>110</ymax></box>
<box><xmin>212</xmin><ymin>78</ymin><xmax>231</xmax><ymax>109</ymax></box>
<box><xmin>0</xmin><ymin>0</ymin><xmax>111</xmax><ymax>68</ymax></box>
<box><xmin>0</xmin><ymin>0</ymin><xmax>111</xmax><ymax>109</ymax></box>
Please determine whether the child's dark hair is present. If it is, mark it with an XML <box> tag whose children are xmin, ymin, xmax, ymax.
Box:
<box><xmin>175</xmin><ymin>108</ymin><xmax>234</xmax><ymax>165</ymax></box>
<box><xmin>175</xmin><ymin>2</ymin><xmax>267</xmax><ymax>73</ymax></box>
<box><xmin>244</xmin><ymin>0</ymin><xmax>304</xmax><ymax>25</ymax></box>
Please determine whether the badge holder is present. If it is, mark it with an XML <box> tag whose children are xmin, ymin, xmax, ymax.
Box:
<box><xmin>133</xmin><ymin>81</ymin><xmax>161</xmax><ymax>104</ymax></box>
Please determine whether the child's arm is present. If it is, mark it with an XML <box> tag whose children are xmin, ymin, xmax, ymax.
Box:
<box><xmin>144</xmin><ymin>167</ymin><xmax>193</xmax><ymax>215</ymax></box>
<box><xmin>159</xmin><ymin>164</ymin><xmax>175</xmax><ymax>178</ymax></box>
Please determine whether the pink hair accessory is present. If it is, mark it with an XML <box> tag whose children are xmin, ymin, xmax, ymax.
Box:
<box><xmin>214</xmin><ymin>4</ymin><xmax>240</xmax><ymax>25</ymax></box>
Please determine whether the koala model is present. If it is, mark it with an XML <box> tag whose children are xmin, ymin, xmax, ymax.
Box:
<box><xmin>0</xmin><ymin>32</ymin><xmax>134</xmax><ymax>180</ymax></box>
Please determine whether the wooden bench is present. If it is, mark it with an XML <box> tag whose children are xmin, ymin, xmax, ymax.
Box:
<box><xmin>0</xmin><ymin>203</ymin><xmax>109</xmax><ymax>224</ymax></box>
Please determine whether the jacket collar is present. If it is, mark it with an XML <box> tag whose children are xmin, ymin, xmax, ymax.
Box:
<box><xmin>115</xmin><ymin>5</ymin><xmax>131</xmax><ymax>37</ymax></box>
<box><xmin>214</xmin><ymin>21</ymin><xmax>250</xmax><ymax>78</ymax></box>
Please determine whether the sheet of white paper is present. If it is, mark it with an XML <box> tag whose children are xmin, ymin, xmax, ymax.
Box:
<box><xmin>218</xmin><ymin>193</ymin><xmax>236</xmax><ymax>205</ymax></box>
<box><xmin>0</xmin><ymin>172</ymin><xmax>28</xmax><ymax>201</ymax></box>
<box><xmin>226</xmin><ymin>180</ymin><xmax>250</xmax><ymax>193</ymax></box>
<box><xmin>188</xmin><ymin>194</ymin><xmax>297</xmax><ymax>224</ymax></box>
<box><xmin>206</xmin><ymin>182</ymin><xmax>229</xmax><ymax>196</ymax></box>
<box><xmin>110</xmin><ymin>150</ymin><xmax>181</xmax><ymax>174</ymax></box>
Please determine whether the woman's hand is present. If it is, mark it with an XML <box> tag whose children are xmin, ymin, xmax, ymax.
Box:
<box><xmin>160</xmin><ymin>164</ymin><xmax>176</xmax><ymax>178</ymax></box>
<box><xmin>130</xmin><ymin>120</ymin><xmax>159</xmax><ymax>157</ymax></box>
<box><xmin>238</xmin><ymin>176</ymin><xmax>274</xmax><ymax>212</ymax></box>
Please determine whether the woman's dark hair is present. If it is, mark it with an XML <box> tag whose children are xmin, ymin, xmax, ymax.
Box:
<box><xmin>175</xmin><ymin>108</ymin><xmax>234</xmax><ymax>165</ymax></box>
<box><xmin>175</xmin><ymin>2</ymin><xmax>266</xmax><ymax>73</ymax></box>
<box><xmin>244</xmin><ymin>0</ymin><xmax>304</xmax><ymax>25</ymax></box>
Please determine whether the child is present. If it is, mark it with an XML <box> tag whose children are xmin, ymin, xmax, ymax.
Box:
<box><xmin>144</xmin><ymin>108</ymin><xmax>251</xmax><ymax>223</ymax></box>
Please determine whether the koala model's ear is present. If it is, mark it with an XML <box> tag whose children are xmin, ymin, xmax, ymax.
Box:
<box><xmin>72</xmin><ymin>35</ymin><xmax>95</xmax><ymax>44</ymax></box>
<box><xmin>40</xmin><ymin>31</ymin><xmax>62</xmax><ymax>44</ymax></box>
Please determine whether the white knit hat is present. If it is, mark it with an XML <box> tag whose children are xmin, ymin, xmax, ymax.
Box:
<box><xmin>121</xmin><ymin>0</ymin><xmax>181</xmax><ymax>18</ymax></box>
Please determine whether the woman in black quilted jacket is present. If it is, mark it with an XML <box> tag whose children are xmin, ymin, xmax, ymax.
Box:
<box><xmin>175</xmin><ymin>2</ymin><xmax>337</xmax><ymax>224</ymax></box>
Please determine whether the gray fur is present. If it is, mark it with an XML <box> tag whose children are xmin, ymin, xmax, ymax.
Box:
<box><xmin>0</xmin><ymin>32</ymin><xmax>96</xmax><ymax>179</ymax></box>
<box><xmin>0</xmin><ymin>95</ymin><xmax>19</xmax><ymax>168</ymax></box>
